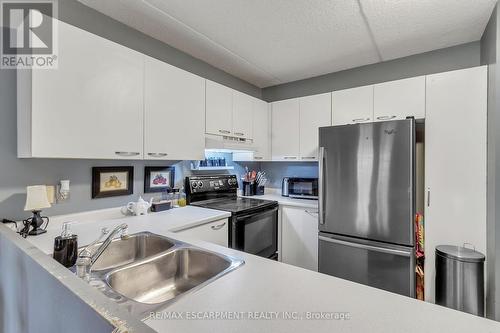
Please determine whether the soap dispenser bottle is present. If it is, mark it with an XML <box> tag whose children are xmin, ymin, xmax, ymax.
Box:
<box><xmin>53</xmin><ymin>222</ymin><xmax>78</xmax><ymax>268</ymax></box>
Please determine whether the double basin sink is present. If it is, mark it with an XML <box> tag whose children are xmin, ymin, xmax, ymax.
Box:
<box><xmin>81</xmin><ymin>231</ymin><xmax>244</xmax><ymax>318</ymax></box>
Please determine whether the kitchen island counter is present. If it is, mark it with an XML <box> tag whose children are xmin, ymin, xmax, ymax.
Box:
<box><xmin>19</xmin><ymin>206</ymin><xmax>500</xmax><ymax>333</ymax></box>
<box><xmin>26</xmin><ymin>205</ymin><xmax>231</xmax><ymax>255</ymax></box>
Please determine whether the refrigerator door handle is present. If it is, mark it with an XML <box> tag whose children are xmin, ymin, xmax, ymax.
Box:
<box><xmin>318</xmin><ymin>236</ymin><xmax>412</xmax><ymax>257</ymax></box>
<box><xmin>318</xmin><ymin>147</ymin><xmax>325</xmax><ymax>225</ymax></box>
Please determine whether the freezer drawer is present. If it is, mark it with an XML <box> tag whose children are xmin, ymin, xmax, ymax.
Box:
<box><xmin>318</xmin><ymin>233</ymin><xmax>415</xmax><ymax>297</ymax></box>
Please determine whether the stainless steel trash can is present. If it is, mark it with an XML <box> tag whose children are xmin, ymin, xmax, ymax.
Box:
<box><xmin>435</xmin><ymin>245</ymin><xmax>485</xmax><ymax>316</ymax></box>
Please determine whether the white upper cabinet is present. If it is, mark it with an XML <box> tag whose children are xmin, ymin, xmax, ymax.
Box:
<box><xmin>332</xmin><ymin>85</ymin><xmax>373</xmax><ymax>125</ymax></box>
<box><xmin>205</xmin><ymin>81</ymin><xmax>233</xmax><ymax>136</ymax></box>
<box><xmin>374</xmin><ymin>76</ymin><xmax>425</xmax><ymax>121</ymax></box>
<box><xmin>232</xmin><ymin>91</ymin><xmax>253</xmax><ymax>139</ymax></box>
<box><xmin>206</xmin><ymin>81</ymin><xmax>254</xmax><ymax>139</ymax></box>
<box><xmin>299</xmin><ymin>93</ymin><xmax>331</xmax><ymax>160</ymax></box>
<box><xmin>332</xmin><ymin>77</ymin><xmax>425</xmax><ymax>126</ymax></box>
<box><xmin>252</xmin><ymin>98</ymin><xmax>271</xmax><ymax>160</ymax></box>
<box><xmin>233</xmin><ymin>97</ymin><xmax>270</xmax><ymax>162</ymax></box>
<box><xmin>272</xmin><ymin>98</ymin><xmax>300</xmax><ymax>161</ymax></box>
<box><xmin>271</xmin><ymin>94</ymin><xmax>330</xmax><ymax>161</ymax></box>
<box><xmin>144</xmin><ymin>57</ymin><xmax>205</xmax><ymax>161</ymax></box>
<box><xmin>18</xmin><ymin>20</ymin><xmax>144</xmax><ymax>159</ymax></box>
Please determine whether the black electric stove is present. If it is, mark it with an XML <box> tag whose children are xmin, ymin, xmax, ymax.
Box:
<box><xmin>185</xmin><ymin>174</ymin><xmax>278</xmax><ymax>259</ymax></box>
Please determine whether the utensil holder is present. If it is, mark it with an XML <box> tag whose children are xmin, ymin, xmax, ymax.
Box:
<box><xmin>243</xmin><ymin>181</ymin><xmax>256</xmax><ymax>196</ymax></box>
<box><xmin>255</xmin><ymin>186</ymin><xmax>265</xmax><ymax>195</ymax></box>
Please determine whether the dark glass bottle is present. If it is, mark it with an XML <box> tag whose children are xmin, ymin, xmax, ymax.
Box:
<box><xmin>53</xmin><ymin>222</ymin><xmax>78</xmax><ymax>268</ymax></box>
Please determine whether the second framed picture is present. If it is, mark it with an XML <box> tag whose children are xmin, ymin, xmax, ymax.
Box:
<box><xmin>144</xmin><ymin>166</ymin><xmax>175</xmax><ymax>193</ymax></box>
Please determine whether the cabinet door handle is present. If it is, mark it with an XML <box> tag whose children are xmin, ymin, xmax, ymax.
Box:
<box><xmin>115</xmin><ymin>151</ymin><xmax>140</xmax><ymax>157</ymax></box>
<box><xmin>305</xmin><ymin>210</ymin><xmax>319</xmax><ymax>217</ymax></box>
<box><xmin>352</xmin><ymin>118</ymin><xmax>370</xmax><ymax>123</ymax></box>
<box><xmin>301</xmin><ymin>156</ymin><xmax>316</xmax><ymax>160</ymax></box>
<box><xmin>254</xmin><ymin>156</ymin><xmax>263</xmax><ymax>160</ymax></box>
<box><xmin>319</xmin><ymin>147</ymin><xmax>326</xmax><ymax>225</ymax></box>
<box><xmin>211</xmin><ymin>222</ymin><xmax>226</xmax><ymax>230</ymax></box>
<box><xmin>427</xmin><ymin>188</ymin><xmax>431</xmax><ymax>207</ymax></box>
<box><xmin>283</xmin><ymin>156</ymin><xmax>297</xmax><ymax>160</ymax></box>
<box><xmin>147</xmin><ymin>152</ymin><xmax>168</xmax><ymax>157</ymax></box>
<box><xmin>376</xmin><ymin>115</ymin><xmax>397</xmax><ymax>120</ymax></box>
<box><xmin>234</xmin><ymin>132</ymin><xmax>245</xmax><ymax>136</ymax></box>
<box><xmin>319</xmin><ymin>236</ymin><xmax>411</xmax><ymax>257</ymax></box>
<box><xmin>218</xmin><ymin>129</ymin><xmax>231</xmax><ymax>134</ymax></box>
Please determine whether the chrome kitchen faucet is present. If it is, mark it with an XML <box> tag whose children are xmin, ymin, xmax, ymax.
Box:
<box><xmin>76</xmin><ymin>223</ymin><xmax>129</xmax><ymax>280</ymax></box>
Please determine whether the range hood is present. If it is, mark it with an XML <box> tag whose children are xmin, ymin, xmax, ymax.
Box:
<box><xmin>205</xmin><ymin>134</ymin><xmax>256</xmax><ymax>153</ymax></box>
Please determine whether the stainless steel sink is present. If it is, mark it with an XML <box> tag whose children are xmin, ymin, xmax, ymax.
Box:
<box><xmin>81</xmin><ymin>232</ymin><xmax>244</xmax><ymax>319</ymax></box>
<box><xmin>106</xmin><ymin>248</ymin><xmax>234</xmax><ymax>304</ymax></box>
<box><xmin>82</xmin><ymin>231</ymin><xmax>175</xmax><ymax>272</ymax></box>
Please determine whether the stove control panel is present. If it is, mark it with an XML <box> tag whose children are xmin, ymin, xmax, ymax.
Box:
<box><xmin>186</xmin><ymin>175</ymin><xmax>239</xmax><ymax>194</ymax></box>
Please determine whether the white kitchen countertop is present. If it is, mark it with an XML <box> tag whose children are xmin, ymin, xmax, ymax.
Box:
<box><xmin>26</xmin><ymin>205</ymin><xmax>231</xmax><ymax>255</ymax></box>
<box><xmin>24</xmin><ymin>205</ymin><xmax>500</xmax><ymax>333</ymax></box>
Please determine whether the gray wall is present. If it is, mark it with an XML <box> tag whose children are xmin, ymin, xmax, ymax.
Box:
<box><xmin>481</xmin><ymin>4</ymin><xmax>500</xmax><ymax>321</ymax></box>
<box><xmin>259</xmin><ymin>162</ymin><xmax>318</xmax><ymax>189</ymax></box>
<box><xmin>262</xmin><ymin>42</ymin><xmax>481</xmax><ymax>102</ymax></box>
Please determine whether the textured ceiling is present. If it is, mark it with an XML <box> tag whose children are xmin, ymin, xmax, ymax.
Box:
<box><xmin>78</xmin><ymin>0</ymin><xmax>496</xmax><ymax>88</ymax></box>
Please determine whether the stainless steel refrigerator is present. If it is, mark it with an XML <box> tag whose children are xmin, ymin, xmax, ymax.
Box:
<box><xmin>318</xmin><ymin>118</ymin><xmax>415</xmax><ymax>297</ymax></box>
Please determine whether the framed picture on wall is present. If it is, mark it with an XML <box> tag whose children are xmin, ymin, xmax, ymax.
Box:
<box><xmin>144</xmin><ymin>166</ymin><xmax>175</xmax><ymax>193</ymax></box>
<box><xmin>92</xmin><ymin>166</ymin><xmax>134</xmax><ymax>199</ymax></box>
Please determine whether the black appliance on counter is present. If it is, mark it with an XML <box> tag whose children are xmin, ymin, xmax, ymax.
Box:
<box><xmin>185</xmin><ymin>174</ymin><xmax>278</xmax><ymax>260</ymax></box>
<box><xmin>281</xmin><ymin>177</ymin><xmax>319</xmax><ymax>199</ymax></box>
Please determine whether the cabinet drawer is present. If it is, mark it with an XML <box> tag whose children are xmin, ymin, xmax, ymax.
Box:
<box><xmin>174</xmin><ymin>219</ymin><xmax>228</xmax><ymax>247</ymax></box>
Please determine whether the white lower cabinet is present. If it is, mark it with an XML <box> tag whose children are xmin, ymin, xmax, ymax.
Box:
<box><xmin>281</xmin><ymin>206</ymin><xmax>318</xmax><ymax>271</ymax></box>
<box><xmin>174</xmin><ymin>219</ymin><xmax>228</xmax><ymax>247</ymax></box>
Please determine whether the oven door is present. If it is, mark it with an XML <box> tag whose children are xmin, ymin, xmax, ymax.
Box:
<box><xmin>230</xmin><ymin>205</ymin><xmax>278</xmax><ymax>259</ymax></box>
